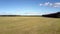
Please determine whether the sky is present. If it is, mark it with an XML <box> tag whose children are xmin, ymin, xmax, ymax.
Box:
<box><xmin>0</xmin><ymin>0</ymin><xmax>60</xmax><ymax>15</ymax></box>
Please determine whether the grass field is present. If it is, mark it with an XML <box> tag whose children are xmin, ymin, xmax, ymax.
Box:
<box><xmin>0</xmin><ymin>17</ymin><xmax>60</xmax><ymax>34</ymax></box>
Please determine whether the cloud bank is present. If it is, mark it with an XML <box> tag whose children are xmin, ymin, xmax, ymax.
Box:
<box><xmin>40</xmin><ymin>2</ymin><xmax>60</xmax><ymax>7</ymax></box>
<box><xmin>21</xmin><ymin>12</ymin><xmax>41</xmax><ymax>15</ymax></box>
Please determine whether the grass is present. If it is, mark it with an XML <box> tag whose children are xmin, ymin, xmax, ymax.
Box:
<box><xmin>0</xmin><ymin>17</ymin><xmax>60</xmax><ymax>34</ymax></box>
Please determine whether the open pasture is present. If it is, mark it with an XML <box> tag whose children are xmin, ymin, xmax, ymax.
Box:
<box><xmin>0</xmin><ymin>17</ymin><xmax>60</xmax><ymax>34</ymax></box>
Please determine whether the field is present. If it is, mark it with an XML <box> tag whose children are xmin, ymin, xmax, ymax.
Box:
<box><xmin>0</xmin><ymin>17</ymin><xmax>60</xmax><ymax>34</ymax></box>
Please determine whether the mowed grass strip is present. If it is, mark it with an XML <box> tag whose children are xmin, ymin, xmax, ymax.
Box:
<box><xmin>0</xmin><ymin>17</ymin><xmax>60</xmax><ymax>34</ymax></box>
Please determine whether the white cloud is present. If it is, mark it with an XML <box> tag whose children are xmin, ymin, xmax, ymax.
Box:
<box><xmin>40</xmin><ymin>4</ymin><xmax>43</xmax><ymax>6</ymax></box>
<box><xmin>44</xmin><ymin>2</ymin><xmax>50</xmax><ymax>6</ymax></box>
<box><xmin>23</xmin><ymin>12</ymin><xmax>41</xmax><ymax>15</ymax></box>
<box><xmin>53</xmin><ymin>2</ymin><xmax>60</xmax><ymax>7</ymax></box>
<box><xmin>49</xmin><ymin>3</ymin><xmax>53</xmax><ymax>6</ymax></box>
<box><xmin>40</xmin><ymin>2</ymin><xmax>60</xmax><ymax>7</ymax></box>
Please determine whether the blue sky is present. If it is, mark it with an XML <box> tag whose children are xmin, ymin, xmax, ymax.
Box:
<box><xmin>0</xmin><ymin>0</ymin><xmax>60</xmax><ymax>15</ymax></box>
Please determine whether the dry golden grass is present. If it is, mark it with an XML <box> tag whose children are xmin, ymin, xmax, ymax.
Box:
<box><xmin>0</xmin><ymin>17</ymin><xmax>60</xmax><ymax>34</ymax></box>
